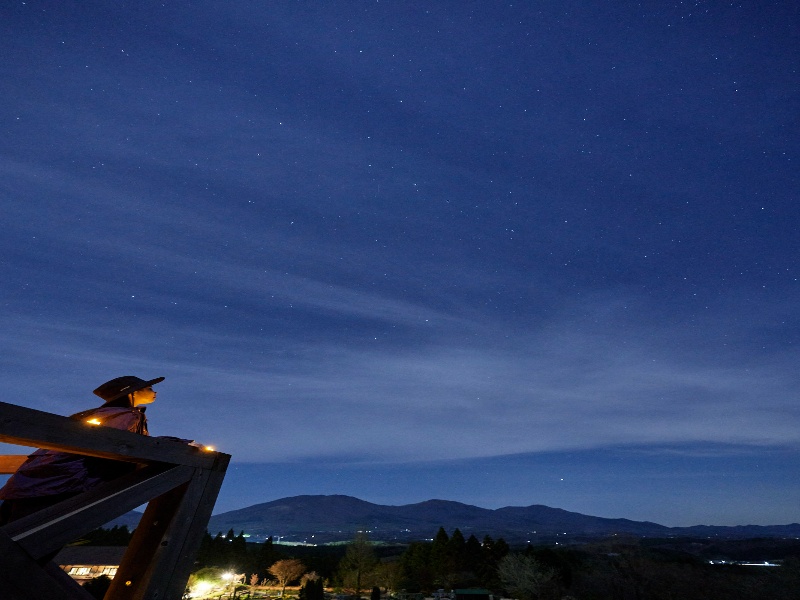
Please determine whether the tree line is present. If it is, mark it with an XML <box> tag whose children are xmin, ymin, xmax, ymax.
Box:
<box><xmin>81</xmin><ymin>525</ymin><xmax>800</xmax><ymax>599</ymax></box>
<box><xmin>187</xmin><ymin>526</ymin><xmax>511</xmax><ymax>595</ymax></box>
<box><xmin>190</xmin><ymin>529</ymin><xmax>800</xmax><ymax>600</ymax></box>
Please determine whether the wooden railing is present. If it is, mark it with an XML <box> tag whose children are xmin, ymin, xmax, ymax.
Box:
<box><xmin>0</xmin><ymin>400</ymin><xmax>230</xmax><ymax>600</ymax></box>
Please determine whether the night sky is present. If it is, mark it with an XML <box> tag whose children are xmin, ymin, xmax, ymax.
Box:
<box><xmin>2</xmin><ymin>1</ymin><xmax>798</xmax><ymax>527</ymax></box>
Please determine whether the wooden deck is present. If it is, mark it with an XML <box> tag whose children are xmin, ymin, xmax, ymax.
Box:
<box><xmin>0</xmin><ymin>400</ymin><xmax>230</xmax><ymax>600</ymax></box>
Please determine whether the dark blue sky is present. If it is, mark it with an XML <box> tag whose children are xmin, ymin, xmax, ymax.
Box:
<box><xmin>1</xmin><ymin>1</ymin><xmax>798</xmax><ymax>526</ymax></box>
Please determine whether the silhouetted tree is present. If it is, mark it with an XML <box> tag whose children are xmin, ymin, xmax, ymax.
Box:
<box><xmin>479</xmin><ymin>535</ymin><xmax>509</xmax><ymax>588</ymax></box>
<box><xmin>248</xmin><ymin>573</ymin><xmax>261</xmax><ymax>598</ymax></box>
<box><xmin>431</xmin><ymin>527</ymin><xmax>455</xmax><ymax>586</ymax></box>
<box><xmin>300</xmin><ymin>577</ymin><xmax>325</xmax><ymax>600</ymax></box>
<box><xmin>464</xmin><ymin>534</ymin><xmax>484</xmax><ymax>575</ymax></box>
<box><xmin>196</xmin><ymin>531</ymin><xmax>233</xmax><ymax>567</ymax></box>
<box><xmin>79</xmin><ymin>525</ymin><xmax>133</xmax><ymax>546</ymax></box>
<box><xmin>374</xmin><ymin>560</ymin><xmax>402</xmax><ymax>594</ymax></box>
<box><xmin>195</xmin><ymin>532</ymin><xmax>215</xmax><ymax>566</ymax></box>
<box><xmin>253</xmin><ymin>535</ymin><xmax>280</xmax><ymax>578</ymax></box>
<box><xmin>339</xmin><ymin>532</ymin><xmax>378</xmax><ymax>598</ymax></box>
<box><xmin>498</xmin><ymin>553</ymin><xmax>555</xmax><ymax>600</ymax></box>
<box><xmin>400</xmin><ymin>541</ymin><xmax>434</xmax><ymax>592</ymax></box>
<box><xmin>449</xmin><ymin>528</ymin><xmax>467</xmax><ymax>570</ymax></box>
<box><xmin>270</xmin><ymin>558</ymin><xmax>307</xmax><ymax>597</ymax></box>
<box><xmin>524</xmin><ymin>546</ymin><xmax>573</xmax><ymax>590</ymax></box>
<box><xmin>231</xmin><ymin>530</ymin><xmax>247</xmax><ymax>558</ymax></box>
<box><xmin>83</xmin><ymin>575</ymin><xmax>112</xmax><ymax>599</ymax></box>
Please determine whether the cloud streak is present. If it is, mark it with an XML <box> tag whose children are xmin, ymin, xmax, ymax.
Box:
<box><xmin>2</xmin><ymin>286</ymin><xmax>796</xmax><ymax>463</ymax></box>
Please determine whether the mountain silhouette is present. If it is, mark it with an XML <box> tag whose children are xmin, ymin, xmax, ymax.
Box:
<box><xmin>199</xmin><ymin>495</ymin><xmax>800</xmax><ymax>543</ymax></box>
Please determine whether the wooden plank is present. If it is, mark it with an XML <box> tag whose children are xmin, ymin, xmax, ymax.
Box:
<box><xmin>0</xmin><ymin>454</ymin><xmax>28</xmax><ymax>474</ymax></box>
<box><xmin>108</xmin><ymin>452</ymin><xmax>230</xmax><ymax>600</ymax></box>
<box><xmin>3</xmin><ymin>464</ymin><xmax>194</xmax><ymax>560</ymax></box>
<box><xmin>0</xmin><ymin>401</ymin><xmax>217</xmax><ymax>468</ymax></box>
<box><xmin>0</xmin><ymin>528</ymin><xmax>94</xmax><ymax>600</ymax></box>
<box><xmin>106</xmin><ymin>482</ymin><xmax>191</xmax><ymax>600</ymax></box>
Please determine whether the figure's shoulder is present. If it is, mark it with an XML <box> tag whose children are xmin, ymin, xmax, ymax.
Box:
<box><xmin>90</xmin><ymin>406</ymin><xmax>139</xmax><ymax>418</ymax></box>
<box><xmin>71</xmin><ymin>405</ymin><xmax>135</xmax><ymax>419</ymax></box>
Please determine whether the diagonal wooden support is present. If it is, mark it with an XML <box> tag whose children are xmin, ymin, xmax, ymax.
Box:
<box><xmin>3</xmin><ymin>463</ymin><xmax>194</xmax><ymax>560</ymax></box>
<box><xmin>108</xmin><ymin>483</ymin><xmax>192</xmax><ymax>600</ymax></box>
<box><xmin>0</xmin><ymin>527</ymin><xmax>95</xmax><ymax>600</ymax></box>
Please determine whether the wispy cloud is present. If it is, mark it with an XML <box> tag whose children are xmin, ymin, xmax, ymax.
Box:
<box><xmin>2</xmin><ymin>287</ymin><xmax>796</xmax><ymax>463</ymax></box>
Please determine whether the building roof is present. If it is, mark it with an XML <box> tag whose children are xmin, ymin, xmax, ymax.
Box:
<box><xmin>55</xmin><ymin>545</ymin><xmax>128</xmax><ymax>566</ymax></box>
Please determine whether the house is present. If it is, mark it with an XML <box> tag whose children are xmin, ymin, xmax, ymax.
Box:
<box><xmin>55</xmin><ymin>546</ymin><xmax>128</xmax><ymax>585</ymax></box>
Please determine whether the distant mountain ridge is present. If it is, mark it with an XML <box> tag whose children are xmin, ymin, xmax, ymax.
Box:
<box><xmin>197</xmin><ymin>495</ymin><xmax>800</xmax><ymax>544</ymax></box>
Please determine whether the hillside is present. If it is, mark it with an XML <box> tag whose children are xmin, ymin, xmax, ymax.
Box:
<box><xmin>199</xmin><ymin>495</ymin><xmax>800</xmax><ymax>544</ymax></box>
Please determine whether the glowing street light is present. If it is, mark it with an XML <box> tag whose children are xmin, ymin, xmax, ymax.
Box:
<box><xmin>219</xmin><ymin>572</ymin><xmax>244</xmax><ymax>599</ymax></box>
<box><xmin>189</xmin><ymin>580</ymin><xmax>213</xmax><ymax>599</ymax></box>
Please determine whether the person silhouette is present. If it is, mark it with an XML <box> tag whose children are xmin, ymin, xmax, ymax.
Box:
<box><xmin>0</xmin><ymin>375</ymin><xmax>164</xmax><ymax>525</ymax></box>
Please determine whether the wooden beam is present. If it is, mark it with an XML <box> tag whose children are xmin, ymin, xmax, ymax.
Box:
<box><xmin>108</xmin><ymin>453</ymin><xmax>230</xmax><ymax>600</ymax></box>
<box><xmin>0</xmin><ymin>401</ymin><xmax>217</xmax><ymax>468</ymax></box>
<box><xmin>0</xmin><ymin>455</ymin><xmax>28</xmax><ymax>474</ymax></box>
<box><xmin>3</xmin><ymin>464</ymin><xmax>194</xmax><ymax>560</ymax></box>
<box><xmin>0</xmin><ymin>528</ymin><xmax>94</xmax><ymax>600</ymax></box>
<box><xmin>106</xmin><ymin>482</ymin><xmax>191</xmax><ymax>600</ymax></box>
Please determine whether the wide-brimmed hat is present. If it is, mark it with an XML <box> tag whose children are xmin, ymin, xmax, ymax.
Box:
<box><xmin>93</xmin><ymin>376</ymin><xmax>165</xmax><ymax>402</ymax></box>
